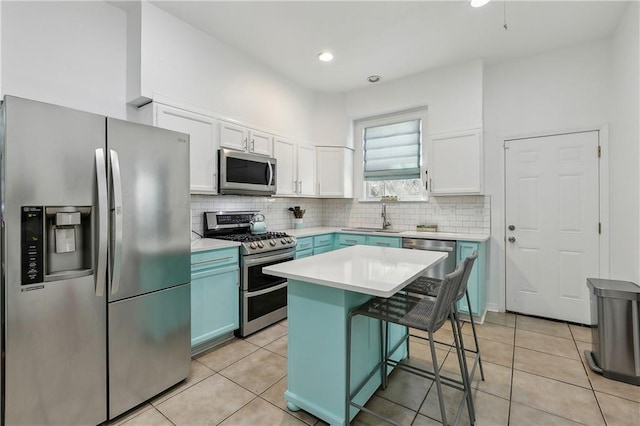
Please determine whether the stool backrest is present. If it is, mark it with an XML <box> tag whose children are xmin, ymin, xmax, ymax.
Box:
<box><xmin>456</xmin><ymin>251</ymin><xmax>478</xmax><ymax>302</ymax></box>
<box><xmin>426</xmin><ymin>261</ymin><xmax>466</xmax><ymax>331</ymax></box>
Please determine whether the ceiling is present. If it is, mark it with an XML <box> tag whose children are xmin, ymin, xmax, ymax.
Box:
<box><xmin>152</xmin><ymin>1</ymin><xmax>629</xmax><ymax>93</ymax></box>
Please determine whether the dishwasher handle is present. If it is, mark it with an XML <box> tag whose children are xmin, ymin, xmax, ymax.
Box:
<box><xmin>401</xmin><ymin>238</ymin><xmax>456</xmax><ymax>252</ymax></box>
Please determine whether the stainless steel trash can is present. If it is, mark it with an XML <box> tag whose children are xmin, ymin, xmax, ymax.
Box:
<box><xmin>585</xmin><ymin>278</ymin><xmax>640</xmax><ymax>385</ymax></box>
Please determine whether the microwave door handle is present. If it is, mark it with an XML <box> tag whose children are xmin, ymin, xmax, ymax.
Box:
<box><xmin>267</xmin><ymin>161</ymin><xmax>274</xmax><ymax>186</ymax></box>
<box><xmin>110</xmin><ymin>149</ymin><xmax>123</xmax><ymax>295</ymax></box>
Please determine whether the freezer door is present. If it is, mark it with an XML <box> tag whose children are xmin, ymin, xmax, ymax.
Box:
<box><xmin>108</xmin><ymin>283</ymin><xmax>191</xmax><ymax>418</ymax></box>
<box><xmin>106</xmin><ymin>118</ymin><xmax>190</xmax><ymax>301</ymax></box>
<box><xmin>2</xmin><ymin>96</ymin><xmax>107</xmax><ymax>425</ymax></box>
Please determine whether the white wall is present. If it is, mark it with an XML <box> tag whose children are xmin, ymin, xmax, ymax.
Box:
<box><xmin>1</xmin><ymin>1</ymin><xmax>127</xmax><ymax>118</ymax></box>
<box><xmin>345</xmin><ymin>59</ymin><xmax>483</xmax><ymax>135</ymax></box>
<box><xmin>611</xmin><ymin>2</ymin><xmax>640</xmax><ymax>283</ymax></box>
<box><xmin>484</xmin><ymin>39</ymin><xmax>612</xmax><ymax>311</ymax></box>
<box><xmin>138</xmin><ymin>2</ymin><xmax>318</xmax><ymax>143</ymax></box>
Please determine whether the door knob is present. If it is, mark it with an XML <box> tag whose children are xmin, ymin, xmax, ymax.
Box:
<box><xmin>508</xmin><ymin>225</ymin><xmax>515</xmax><ymax>231</ymax></box>
<box><xmin>508</xmin><ymin>237</ymin><xmax>516</xmax><ymax>243</ymax></box>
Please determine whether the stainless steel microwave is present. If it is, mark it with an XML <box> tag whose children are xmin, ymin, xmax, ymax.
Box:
<box><xmin>218</xmin><ymin>148</ymin><xmax>277</xmax><ymax>196</ymax></box>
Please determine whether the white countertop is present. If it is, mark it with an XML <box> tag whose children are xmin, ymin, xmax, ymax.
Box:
<box><xmin>190</xmin><ymin>238</ymin><xmax>241</xmax><ymax>252</ymax></box>
<box><xmin>283</xmin><ymin>226</ymin><xmax>490</xmax><ymax>242</ymax></box>
<box><xmin>263</xmin><ymin>245</ymin><xmax>447</xmax><ymax>297</ymax></box>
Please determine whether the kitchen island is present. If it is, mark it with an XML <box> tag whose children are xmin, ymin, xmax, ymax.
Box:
<box><xmin>263</xmin><ymin>245</ymin><xmax>447</xmax><ymax>425</ymax></box>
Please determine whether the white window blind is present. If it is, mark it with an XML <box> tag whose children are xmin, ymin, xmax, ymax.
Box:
<box><xmin>363</xmin><ymin>119</ymin><xmax>421</xmax><ymax>181</ymax></box>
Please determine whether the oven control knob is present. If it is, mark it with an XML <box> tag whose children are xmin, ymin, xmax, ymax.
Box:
<box><xmin>257</xmin><ymin>241</ymin><xmax>264</xmax><ymax>248</ymax></box>
<box><xmin>287</xmin><ymin>238</ymin><xmax>293</xmax><ymax>243</ymax></box>
<box><xmin>270</xmin><ymin>240</ymin><xmax>277</xmax><ymax>247</ymax></box>
<box><xmin>249</xmin><ymin>242</ymin><xmax>257</xmax><ymax>249</ymax></box>
<box><xmin>281</xmin><ymin>239</ymin><xmax>287</xmax><ymax>244</ymax></box>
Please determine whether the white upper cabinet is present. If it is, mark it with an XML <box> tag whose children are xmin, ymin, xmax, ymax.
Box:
<box><xmin>297</xmin><ymin>144</ymin><xmax>316</xmax><ymax>197</ymax></box>
<box><xmin>316</xmin><ymin>147</ymin><xmax>353</xmax><ymax>198</ymax></box>
<box><xmin>273</xmin><ymin>137</ymin><xmax>296</xmax><ymax>196</ymax></box>
<box><xmin>273</xmin><ymin>138</ymin><xmax>316</xmax><ymax>197</ymax></box>
<box><xmin>152</xmin><ymin>103</ymin><xmax>219</xmax><ymax>194</ymax></box>
<box><xmin>427</xmin><ymin>129</ymin><xmax>483</xmax><ymax>195</ymax></box>
<box><xmin>220</xmin><ymin>121</ymin><xmax>273</xmax><ymax>156</ymax></box>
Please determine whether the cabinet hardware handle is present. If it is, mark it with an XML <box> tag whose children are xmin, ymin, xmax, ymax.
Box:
<box><xmin>192</xmin><ymin>256</ymin><xmax>234</xmax><ymax>265</ymax></box>
<box><xmin>299</xmin><ymin>180</ymin><xmax>302</xmax><ymax>194</ymax></box>
<box><xmin>243</xmin><ymin>137</ymin><xmax>248</xmax><ymax>150</ymax></box>
<box><xmin>376</xmin><ymin>242</ymin><xmax>390</xmax><ymax>246</ymax></box>
<box><xmin>251</xmin><ymin>139</ymin><xmax>255</xmax><ymax>152</ymax></box>
<box><xmin>425</xmin><ymin>170</ymin><xmax>428</xmax><ymax>191</ymax></box>
<box><xmin>345</xmin><ymin>239</ymin><xmax>357</xmax><ymax>243</ymax></box>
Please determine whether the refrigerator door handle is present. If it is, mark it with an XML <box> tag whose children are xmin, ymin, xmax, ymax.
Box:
<box><xmin>95</xmin><ymin>148</ymin><xmax>108</xmax><ymax>297</ymax></box>
<box><xmin>110</xmin><ymin>149</ymin><xmax>124</xmax><ymax>295</ymax></box>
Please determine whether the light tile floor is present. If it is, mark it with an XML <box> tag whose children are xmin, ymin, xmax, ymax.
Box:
<box><xmin>109</xmin><ymin>313</ymin><xmax>640</xmax><ymax>425</ymax></box>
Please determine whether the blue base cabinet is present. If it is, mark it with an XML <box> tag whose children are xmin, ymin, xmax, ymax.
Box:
<box><xmin>286</xmin><ymin>279</ymin><xmax>407</xmax><ymax>425</ymax></box>
<box><xmin>190</xmin><ymin>247</ymin><xmax>240</xmax><ymax>348</ymax></box>
<box><xmin>456</xmin><ymin>241</ymin><xmax>487</xmax><ymax>320</ymax></box>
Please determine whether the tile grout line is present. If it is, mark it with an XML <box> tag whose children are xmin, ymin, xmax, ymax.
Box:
<box><xmin>569</xmin><ymin>326</ymin><xmax>608</xmax><ymax>425</ymax></box>
<box><xmin>506</xmin><ymin>314</ymin><xmax>517</xmax><ymax>426</ymax></box>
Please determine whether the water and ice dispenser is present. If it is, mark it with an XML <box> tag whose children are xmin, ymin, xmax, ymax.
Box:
<box><xmin>21</xmin><ymin>205</ymin><xmax>93</xmax><ymax>284</ymax></box>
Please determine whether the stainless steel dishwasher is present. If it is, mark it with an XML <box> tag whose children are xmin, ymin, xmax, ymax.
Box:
<box><xmin>402</xmin><ymin>238</ymin><xmax>457</xmax><ymax>279</ymax></box>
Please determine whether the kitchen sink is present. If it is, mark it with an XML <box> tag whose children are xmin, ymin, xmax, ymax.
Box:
<box><xmin>341</xmin><ymin>227</ymin><xmax>403</xmax><ymax>234</ymax></box>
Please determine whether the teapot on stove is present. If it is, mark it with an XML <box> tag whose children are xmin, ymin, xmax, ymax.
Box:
<box><xmin>249</xmin><ymin>213</ymin><xmax>267</xmax><ymax>235</ymax></box>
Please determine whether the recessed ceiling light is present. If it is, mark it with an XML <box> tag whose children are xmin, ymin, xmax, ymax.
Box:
<box><xmin>367</xmin><ymin>75</ymin><xmax>382</xmax><ymax>83</ymax></box>
<box><xmin>318</xmin><ymin>52</ymin><xmax>333</xmax><ymax>62</ymax></box>
<box><xmin>470</xmin><ymin>0</ymin><xmax>491</xmax><ymax>7</ymax></box>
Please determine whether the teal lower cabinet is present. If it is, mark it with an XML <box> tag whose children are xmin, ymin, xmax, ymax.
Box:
<box><xmin>336</xmin><ymin>233</ymin><xmax>366</xmax><ymax>249</ymax></box>
<box><xmin>285</xmin><ymin>279</ymin><xmax>407</xmax><ymax>425</ymax></box>
<box><xmin>295</xmin><ymin>237</ymin><xmax>314</xmax><ymax>259</ymax></box>
<box><xmin>313</xmin><ymin>234</ymin><xmax>334</xmax><ymax>252</ymax></box>
<box><xmin>190</xmin><ymin>247</ymin><xmax>240</xmax><ymax>350</ymax></box>
<box><xmin>365</xmin><ymin>235</ymin><xmax>401</xmax><ymax>248</ymax></box>
<box><xmin>456</xmin><ymin>241</ymin><xmax>487</xmax><ymax>321</ymax></box>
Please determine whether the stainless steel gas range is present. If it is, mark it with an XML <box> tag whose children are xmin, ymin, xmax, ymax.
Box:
<box><xmin>204</xmin><ymin>211</ymin><xmax>296</xmax><ymax>336</ymax></box>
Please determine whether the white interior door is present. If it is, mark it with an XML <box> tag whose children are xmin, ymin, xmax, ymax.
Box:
<box><xmin>505</xmin><ymin>131</ymin><xmax>600</xmax><ymax>324</ymax></box>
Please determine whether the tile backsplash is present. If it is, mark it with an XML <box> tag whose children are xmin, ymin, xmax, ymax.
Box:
<box><xmin>191</xmin><ymin>195</ymin><xmax>490</xmax><ymax>236</ymax></box>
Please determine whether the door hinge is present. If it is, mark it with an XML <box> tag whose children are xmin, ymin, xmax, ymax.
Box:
<box><xmin>598</xmin><ymin>222</ymin><xmax>602</xmax><ymax>234</ymax></box>
<box><xmin>597</xmin><ymin>146</ymin><xmax>601</xmax><ymax>158</ymax></box>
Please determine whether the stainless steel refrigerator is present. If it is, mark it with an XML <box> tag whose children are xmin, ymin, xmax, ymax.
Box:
<box><xmin>0</xmin><ymin>96</ymin><xmax>191</xmax><ymax>424</ymax></box>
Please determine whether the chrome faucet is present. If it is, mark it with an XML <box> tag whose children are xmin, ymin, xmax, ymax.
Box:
<box><xmin>382</xmin><ymin>203</ymin><xmax>391</xmax><ymax>229</ymax></box>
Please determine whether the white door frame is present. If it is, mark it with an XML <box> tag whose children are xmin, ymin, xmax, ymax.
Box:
<box><xmin>499</xmin><ymin>125</ymin><xmax>610</xmax><ymax>312</ymax></box>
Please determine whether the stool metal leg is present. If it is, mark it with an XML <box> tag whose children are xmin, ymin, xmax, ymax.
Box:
<box><xmin>381</xmin><ymin>320</ymin><xmax>388</xmax><ymax>390</ymax></box>
<box><xmin>465</xmin><ymin>289</ymin><xmax>485</xmax><ymax>381</ymax></box>
<box><xmin>451</xmin><ymin>311</ymin><xmax>475</xmax><ymax>424</ymax></box>
<box><xmin>428</xmin><ymin>330</ymin><xmax>448</xmax><ymax>426</ymax></box>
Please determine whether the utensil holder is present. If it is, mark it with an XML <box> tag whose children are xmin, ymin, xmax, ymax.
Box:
<box><xmin>294</xmin><ymin>218</ymin><xmax>304</xmax><ymax>229</ymax></box>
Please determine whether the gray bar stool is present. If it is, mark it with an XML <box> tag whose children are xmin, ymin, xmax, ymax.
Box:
<box><xmin>404</xmin><ymin>251</ymin><xmax>484</xmax><ymax>381</ymax></box>
<box><xmin>346</xmin><ymin>262</ymin><xmax>474</xmax><ymax>425</ymax></box>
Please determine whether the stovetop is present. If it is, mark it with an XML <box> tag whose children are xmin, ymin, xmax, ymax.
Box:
<box><xmin>215</xmin><ymin>232</ymin><xmax>296</xmax><ymax>255</ymax></box>
<box><xmin>203</xmin><ymin>211</ymin><xmax>296</xmax><ymax>255</ymax></box>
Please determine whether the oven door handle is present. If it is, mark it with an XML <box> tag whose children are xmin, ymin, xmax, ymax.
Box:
<box><xmin>247</xmin><ymin>282</ymin><xmax>287</xmax><ymax>297</ymax></box>
<box><xmin>243</xmin><ymin>251</ymin><xmax>295</xmax><ymax>267</ymax></box>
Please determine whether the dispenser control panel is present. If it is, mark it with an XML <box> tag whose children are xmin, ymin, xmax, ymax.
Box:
<box><xmin>21</xmin><ymin>206</ymin><xmax>44</xmax><ymax>284</ymax></box>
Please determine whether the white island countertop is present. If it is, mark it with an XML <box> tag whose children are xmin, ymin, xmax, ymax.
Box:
<box><xmin>263</xmin><ymin>245</ymin><xmax>447</xmax><ymax>297</ymax></box>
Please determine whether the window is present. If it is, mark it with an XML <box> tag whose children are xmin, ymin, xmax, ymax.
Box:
<box><xmin>354</xmin><ymin>109</ymin><xmax>428</xmax><ymax>201</ymax></box>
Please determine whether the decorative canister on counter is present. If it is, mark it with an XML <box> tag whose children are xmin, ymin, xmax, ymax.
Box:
<box><xmin>289</xmin><ymin>206</ymin><xmax>306</xmax><ymax>229</ymax></box>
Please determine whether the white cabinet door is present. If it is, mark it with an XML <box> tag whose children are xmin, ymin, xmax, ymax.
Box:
<box><xmin>428</xmin><ymin>129</ymin><xmax>483</xmax><ymax>195</ymax></box>
<box><xmin>220</xmin><ymin>121</ymin><xmax>248</xmax><ymax>152</ymax></box>
<box><xmin>249</xmin><ymin>129</ymin><xmax>273</xmax><ymax>156</ymax></box>
<box><xmin>317</xmin><ymin>147</ymin><xmax>353</xmax><ymax>198</ymax></box>
<box><xmin>156</xmin><ymin>104</ymin><xmax>218</xmax><ymax>194</ymax></box>
<box><xmin>297</xmin><ymin>144</ymin><xmax>316</xmax><ymax>197</ymax></box>
<box><xmin>273</xmin><ymin>137</ymin><xmax>296</xmax><ymax>196</ymax></box>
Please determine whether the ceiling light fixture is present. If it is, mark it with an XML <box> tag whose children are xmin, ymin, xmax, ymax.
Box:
<box><xmin>318</xmin><ymin>52</ymin><xmax>334</xmax><ymax>62</ymax></box>
<box><xmin>367</xmin><ymin>75</ymin><xmax>381</xmax><ymax>83</ymax></box>
<box><xmin>470</xmin><ymin>0</ymin><xmax>491</xmax><ymax>7</ymax></box>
